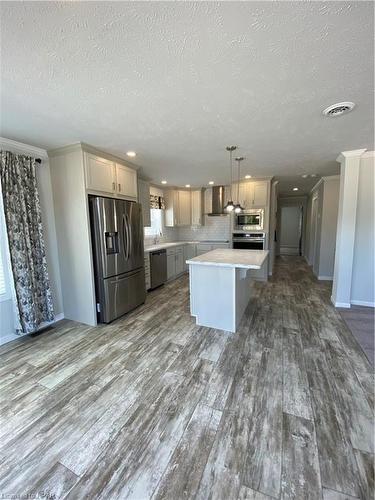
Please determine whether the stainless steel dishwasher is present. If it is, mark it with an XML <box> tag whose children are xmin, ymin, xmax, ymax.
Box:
<box><xmin>150</xmin><ymin>249</ymin><xmax>167</xmax><ymax>289</ymax></box>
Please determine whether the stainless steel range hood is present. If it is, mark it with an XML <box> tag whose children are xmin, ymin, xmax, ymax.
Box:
<box><xmin>208</xmin><ymin>186</ymin><xmax>227</xmax><ymax>216</ymax></box>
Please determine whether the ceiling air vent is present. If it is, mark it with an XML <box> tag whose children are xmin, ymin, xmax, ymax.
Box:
<box><xmin>322</xmin><ymin>102</ymin><xmax>355</xmax><ymax>117</ymax></box>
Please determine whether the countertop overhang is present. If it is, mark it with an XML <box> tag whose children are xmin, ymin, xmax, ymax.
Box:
<box><xmin>186</xmin><ymin>249</ymin><xmax>269</xmax><ymax>269</ymax></box>
<box><xmin>144</xmin><ymin>240</ymin><xmax>229</xmax><ymax>253</ymax></box>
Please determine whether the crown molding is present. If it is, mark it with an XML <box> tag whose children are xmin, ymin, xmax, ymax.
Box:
<box><xmin>361</xmin><ymin>150</ymin><xmax>375</xmax><ymax>159</ymax></box>
<box><xmin>322</xmin><ymin>175</ymin><xmax>340</xmax><ymax>182</ymax></box>
<box><xmin>0</xmin><ymin>137</ymin><xmax>48</xmax><ymax>159</ymax></box>
<box><xmin>47</xmin><ymin>142</ymin><xmax>82</xmax><ymax>157</ymax></box>
<box><xmin>47</xmin><ymin>141</ymin><xmax>139</xmax><ymax>170</ymax></box>
<box><xmin>310</xmin><ymin>177</ymin><xmax>323</xmax><ymax>194</ymax></box>
<box><xmin>336</xmin><ymin>149</ymin><xmax>367</xmax><ymax>163</ymax></box>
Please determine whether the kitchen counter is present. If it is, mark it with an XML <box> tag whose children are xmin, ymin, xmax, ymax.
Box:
<box><xmin>187</xmin><ymin>249</ymin><xmax>269</xmax><ymax>333</ymax></box>
<box><xmin>144</xmin><ymin>240</ymin><xmax>229</xmax><ymax>253</ymax></box>
<box><xmin>186</xmin><ymin>249</ymin><xmax>268</xmax><ymax>269</ymax></box>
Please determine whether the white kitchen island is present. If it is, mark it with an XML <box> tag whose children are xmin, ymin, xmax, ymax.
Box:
<box><xmin>186</xmin><ymin>249</ymin><xmax>269</xmax><ymax>333</ymax></box>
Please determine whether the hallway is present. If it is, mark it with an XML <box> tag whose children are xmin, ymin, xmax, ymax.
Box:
<box><xmin>0</xmin><ymin>257</ymin><xmax>373</xmax><ymax>499</ymax></box>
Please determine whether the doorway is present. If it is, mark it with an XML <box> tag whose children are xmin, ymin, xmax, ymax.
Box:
<box><xmin>279</xmin><ymin>205</ymin><xmax>303</xmax><ymax>256</ymax></box>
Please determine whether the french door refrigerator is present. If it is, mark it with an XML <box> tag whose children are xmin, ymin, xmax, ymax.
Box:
<box><xmin>89</xmin><ymin>196</ymin><xmax>146</xmax><ymax>323</ymax></box>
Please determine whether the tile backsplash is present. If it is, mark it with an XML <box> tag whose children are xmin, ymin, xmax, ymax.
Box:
<box><xmin>144</xmin><ymin>214</ymin><xmax>231</xmax><ymax>246</ymax></box>
<box><xmin>178</xmin><ymin>215</ymin><xmax>231</xmax><ymax>241</ymax></box>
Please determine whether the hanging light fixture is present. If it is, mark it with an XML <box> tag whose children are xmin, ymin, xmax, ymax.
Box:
<box><xmin>224</xmin><ymin>145</ymin><xmax>237</xmax><ymax>212</ymax></box>
<box><xmin>234</xmin><ymin>156</ymin><xmax>245</xmax><ymax>213</ymax></box>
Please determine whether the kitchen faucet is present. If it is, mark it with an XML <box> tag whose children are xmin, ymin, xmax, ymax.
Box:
<box><xmin>153</xmin><ymin>231</ymin><xmax>162</xmax><ymax>245</ymax></box>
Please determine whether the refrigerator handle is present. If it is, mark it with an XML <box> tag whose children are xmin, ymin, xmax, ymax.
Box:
<box><xmin>125</xmin><ymin>214</ymin><xmax>131</xmax><ymax>260</ymax></box>
<box><xmin>128</xmin><ymin>215</ymin><xmax>133</xmax><ymax>259</ymax></box>
<box><xmin>122</xmin><ymin>214</ymin><xmax>128</xmax><ymax>260</ymax></box>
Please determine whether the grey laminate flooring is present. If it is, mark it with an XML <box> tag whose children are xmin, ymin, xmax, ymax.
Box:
<box><xmin>338</xmin><ymin>306</ymin><xmax>375</xmax><ymax>367</ymax></box>
<box><xmin>0</xmin><ymin>256</ymin><xmax>374</xmax><ymax>500</ymax></box>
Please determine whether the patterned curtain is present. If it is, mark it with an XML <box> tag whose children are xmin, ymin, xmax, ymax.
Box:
<box><xmin>150</xmin><ymin>195</ymin><xmax>165</xmax><ymax>209</ymax></box>
<box><xmin>0</xmin><ymin>151</ymin><xmax>54</xmax><ymax>334</ymax></box>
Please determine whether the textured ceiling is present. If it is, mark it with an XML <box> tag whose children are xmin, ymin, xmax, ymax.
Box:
<box><xmin>1</xmin><ymin>1</ymin><xmax>374</xmax><ymax>194</ymax></box>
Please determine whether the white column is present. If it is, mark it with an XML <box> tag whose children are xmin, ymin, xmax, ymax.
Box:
<box><xmin>331</xmin><ymin>149</ymin><xmax>366</xmax><ymax>307</ymax></box>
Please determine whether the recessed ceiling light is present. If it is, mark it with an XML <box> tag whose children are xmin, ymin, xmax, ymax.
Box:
<box><xmin>293</xmin><ymin>187</ymin><xmax>299</xmax><ymax>191</ymax></box>
<box><xmin>310</xmin><ymin>174</ymin><xmax>317</xmax><ymax>178</ymax></box>
<box><xmin>126</xmin><ymin>151</ymin><xmax>136</xmax><ymax>157</ymax></box>
<box><xmin>245</xmin><ymin>175</ymin><xmax>252</xmax><ymax>179</ymax></box>
<box><xmin>161</xmin><ymin>180</ymin><xmax>167</xmax><ymax>184</ymax></box>
<box><xmin>185</xmin><ymin>184</ymin><xmax>191</xmax><ymax>188</ymax></box>
<box><xmin>301</xmin><ymin>174</ymin><xmax>308</xmax><ymax>178</ymax></box>
<box><xmin>322</xmin><ymin>102</ymin><xmax>355</xmax><ymax>117</ymax></box>
<box><xmin>208</xmin><ymin>181</ymin><xmax>214</xmax><ymax>185</ymax></box>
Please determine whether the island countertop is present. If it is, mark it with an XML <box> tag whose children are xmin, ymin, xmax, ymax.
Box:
<box><xmin>186</xmin><ymin>249</ymin><xmax>269</xmax><ymax>269</ymax></box>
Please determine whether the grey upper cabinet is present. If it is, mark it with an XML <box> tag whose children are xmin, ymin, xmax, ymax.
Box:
<box><xmin>138</xmin><ymin>179</ymin><xmax>151</xmax><ymax>227</ymax></box>
<box><xmin>191</xmin><ymin>189</ymin><xmax>205</xmax><ymax>226</ymax></box>
<box><xmin>164</xmin><ymin>189</ymin><xmax>191</xmax><ymax>227</ymax></box>
<box><xmin>233</xmin><ymin>180</ymin><xmax>268</xmax><ymax>209</ymax></box>
<box><xmin>84</xmin><ymin>152</ymin><xmax>138</xmax><ymax>200</ymax></box>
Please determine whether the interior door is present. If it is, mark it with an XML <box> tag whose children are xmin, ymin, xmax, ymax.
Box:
<box><xmin>279</xmin><ymin>206</ymin><xmax>301</xmax><ymax>255</ymax></box>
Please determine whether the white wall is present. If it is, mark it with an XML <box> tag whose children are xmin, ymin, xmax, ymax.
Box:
<box><xmin>268</xmin><ymin>180</ymin><xmax>278</xmax><ymax>275</ymax></box>
<box><xmin>351</xmin><ymin>154</ymin><xmax>375</xmax><ymax>306</ymax></box>
<box><xmin>305</xmin><ymin>194</ymin><xmax>312</xmax><ymax>264</ymax></box>
<box><xmin>0</xmin><ymin>138</ymin><xmax>63</xmax><ymax>344</ymax></box>
<box><xmin>305</xmin><ymin>177</ymin><xmax>339</xmax><ymax>280</ymax></box>
<box><xmin>318</xmin><ymin>178</ymin><xmax>340</xmax><ymax>279</ymax></box>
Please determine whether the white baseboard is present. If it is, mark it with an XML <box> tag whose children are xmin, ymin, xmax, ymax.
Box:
<box><xmin>280</xmin><ymin>247</ymin><xmax>299</xmax><ymax>255</ymax></box>
<box><xmin>0</xmin><ymin>312</ymin><xmax>65</xmax><ymax>346</ymax></box>
<box><xmin>351</xmin><ymin>300</ymin><xmax>375</xmax><ymax>308</ymax></box>
<box><xmin>0</xmin><ymin>332</ymin><xmax>20</xmax><ymax>346</ymax></box>
<box><xmin>318</xmin><ymin>275</ymin><xmax>333</xmax><ymax>281</ymax></box>
<box><xmin>331</xmin><ymin>296</ymin><xmax>351</xmax><ymax>308</ymax></box>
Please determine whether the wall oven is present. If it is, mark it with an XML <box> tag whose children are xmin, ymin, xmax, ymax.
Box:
<box><xmin>232</xmin><ymin>232</ymin><xmax>265</xmax><ymax>250</ymax></box>
<box><xmin>234</xmin><ymin>209</ymin><xmax>264</xmax><ymax>231</ymax></box>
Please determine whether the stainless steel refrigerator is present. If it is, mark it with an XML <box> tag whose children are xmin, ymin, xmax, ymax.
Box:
<box><xmin>89</xmin><ymin>196</ymin><xmax>146</xmax><ymax>323</ymax></box>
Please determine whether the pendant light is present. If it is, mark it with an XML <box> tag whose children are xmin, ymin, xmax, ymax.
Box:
<box><xmin>234</xmin><ymin>156</ymin><xmax>245</xmax><ymax>213</ymax></box>
<box><xmin>224</xmin><ymin>145</ymin><xmax>237</xmax><ymax>212</ymax></box>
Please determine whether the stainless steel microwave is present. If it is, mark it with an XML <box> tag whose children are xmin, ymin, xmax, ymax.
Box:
<box><xmin>234</xmin><ymin>209</ymin><xmax>264</xmax><ymax>231</ymax></box>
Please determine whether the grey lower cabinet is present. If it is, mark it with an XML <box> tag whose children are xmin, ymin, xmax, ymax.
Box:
<box><xmin>167</xmin><ymin>252</ymin><xmax>176</xmax><ymax>280</ymax></box>
<box><xmin>196</xmin><ymin>242</ymin><xmax>229</xmax><ymax>256</ymax></box>
<box><xmin>166</xmin><ymin>246</ymin><xmax>187</xmax><ymax>281</ymax></box>
<box><xmin>184</xmin><ymin>243</ymin><xmax>196</xmax><ymax>271</ymax></box>
<box><xmin>144</xmin><ymin>253</ymin><xmax>151</xmax><ymax>290</ymax></box>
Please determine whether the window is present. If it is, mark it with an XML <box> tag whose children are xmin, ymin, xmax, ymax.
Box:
<box><xmin>144</xmin><ymin>209</ymin><xmax>163</xmax><ymax>237</ymax></box>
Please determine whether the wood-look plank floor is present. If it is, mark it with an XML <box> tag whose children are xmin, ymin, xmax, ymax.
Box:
<box><xmin>0</xmin><ymin>256</ymin><xmax>374</xmax><ymax>500</ymax></box>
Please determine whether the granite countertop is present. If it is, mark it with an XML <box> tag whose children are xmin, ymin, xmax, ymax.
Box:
<box><xmin>186</xmin><ymin>249</ymin><xmax>269</xmax><ymax>269</ymax></box>
<box><xmin>144</xmin><ymin>240</ymin><xmax>229</xmax><ymax>253</ymax></box>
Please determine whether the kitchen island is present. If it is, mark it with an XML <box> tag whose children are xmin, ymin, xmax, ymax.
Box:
<box><xmin>186</xmin><ymin>249</ymin><xmax>269</xmax><ymax>333</ymax></box>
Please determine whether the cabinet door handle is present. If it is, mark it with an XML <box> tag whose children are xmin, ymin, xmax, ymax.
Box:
<box><xmin>118</xmin><ymin>183</ymin><xmax>121</xmax><ymax>192</ymax></box>
<box><xmin>112</xmin><ymin>182</ymin><xmax>116</xmax><ymax>191</ymax></box>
